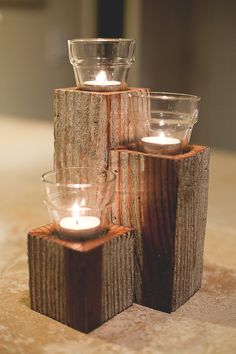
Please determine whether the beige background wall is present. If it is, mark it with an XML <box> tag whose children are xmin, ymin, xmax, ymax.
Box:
<box><xmin>140</xmin><ymin>0</ymin><xmax>236</xmax><ymax>150</ymax></box>
<box><xmin>189</xmin><ymin>0</ymin><xmax>236</xmax><ymax>150</ymax></box>
<box><xmin>0</xmin><ymin>0</ymin><xmax>96</xmax><ymax>120</ymax></box>
<box><xmin>0</xmin><ymin>0</ymin><xmax>235</xmax><ymax>150</ymax></box>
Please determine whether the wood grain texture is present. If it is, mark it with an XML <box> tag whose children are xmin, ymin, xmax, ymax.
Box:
<box><xmin>28</xmin><ymin>224</ymin><xmax>134</xmax><ymax>333</ymax></box>
<box><xmin>110</xmin><ymin>145</ymin><xmax>210</xmax><ymax>312</ymax></box>
<box><xmin>54</xmin><ymin>87</ymin><xmax>150</xmax><ymax>170</ymax></box>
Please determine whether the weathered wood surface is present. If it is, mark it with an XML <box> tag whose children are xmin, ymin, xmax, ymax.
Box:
<box><xmin>54</xmin><ymin>87</ymin><xmax>149</xmax><ymax>170</ymax></box>
<box><xmin>28</xmin><ymin>224</ymin><xmax>134</xmax><ymax>333</ymax></box>
<box><xmin>110</xmin><ymin>145</ymin><xmax>210</xmax><ymax>312</ymax></box>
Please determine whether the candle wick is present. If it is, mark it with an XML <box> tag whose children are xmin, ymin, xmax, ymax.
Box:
<box><xmin>76</xmin><ymin>217</ymin><xmax>79</xmax><ymax>225</ymax></box>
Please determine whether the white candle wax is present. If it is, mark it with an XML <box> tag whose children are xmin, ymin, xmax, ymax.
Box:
<box><xmin>141</xmin><ymin>134</ymin><xmax>181</xmax><ymax>155</ymax></box>
<box><xmin>141</xmin><ymin>136</ymin><xmax>180</xmax><ymax>145</ymax></box>
<box><xmin>59</xmin><ymin>216</ymin><xmax>101</xmax><ymax>231</ymax></box>
<box><xmin>58</xmin><ymin>202</ymin><xmax>101</xmax><ymax>240</ymax></box>
<box><xmin>84</xmin><ymin>70</ymin><xmax>121</xmax><ymax>91</ymax></box>
<box><xmin>84</xmin><ymin>80</ymin><xmax>121</xmax><ymax>86</ymax></box>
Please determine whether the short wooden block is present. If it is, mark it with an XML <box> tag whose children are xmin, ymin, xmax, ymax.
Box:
<box><xmin>27</xmin><ymin>224</ymin><xmax>134</xmax><ymax>333</ymax></box>
<box><xmin>54</xmin><ymin>87</ymin><xmax>149</xmax><ymax>170</ymax></box>
<box><xmin>110</xmin><ymin>145</ymin><xmax>210</xmax><ymax>312</ymax></box>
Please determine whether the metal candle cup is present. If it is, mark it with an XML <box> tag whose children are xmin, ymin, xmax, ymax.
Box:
<box><xmin>83</xmin><ymin>70</ymin><xmax>121</xmax><ymax>92</ymax></box>
<box><xmin>141</xmin><ymin>134</ymin><xmax>181</xmax><ymax>155</ymax></box>
<box><xmin>58</xmin><ymin>202</ymin><xmax>102</xmax><ymax>240</ymax></box>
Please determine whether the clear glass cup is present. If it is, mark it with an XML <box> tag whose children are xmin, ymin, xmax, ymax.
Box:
<box><xmin>130</xmin><ymin>92</ymin><xmax>200</xmax><ymax>154</ymax></box>
<box><xmin>42</xmin><ymin>167</ymin><xmax>116</xmax><ymax>241</ymax></box>
<box><xmin>68</xmin><ymin>38</ymin><xmax>135</xmax><ymax>91</ymax></box>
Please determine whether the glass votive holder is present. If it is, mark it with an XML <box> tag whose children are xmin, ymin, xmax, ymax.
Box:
<box><xmin>42</xmin><ymin>167</ymin><xmax>116</xmax><ymax>241</ymax></box>
<box><xmin>68</xmin><ymin>38</ymin><xmax>135</xmax><ymax>92</ymax></box>
<box><xmin>131</xmin><ymin>92</ymin><xmax>200</xmax><ymax>155</ymax></box>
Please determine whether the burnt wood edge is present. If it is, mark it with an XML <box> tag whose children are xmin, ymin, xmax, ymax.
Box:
<box><xmin>27</xmin><ymin>223</ymin><xmax>133</xmax><ymax>253</ymax></box>
<box><xmin>54</xmin><ymin>87</ymin><xmax>150</xmax><ymax>95</ymax></box>
<box><xmin>111</xmin><ymin>144</ymin><xmax>209</xmax><ymax>160</ymax></box>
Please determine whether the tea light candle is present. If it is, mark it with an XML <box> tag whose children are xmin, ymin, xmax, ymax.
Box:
<box><xmin>60</xmin><ymin>215</ymin><xmax>101</xmax><ymax>231</ymax></box>
<box><xmin>84</xmin><ymin>70</ymin><xmax>121</xmax><ymax>91</ymax></box>
<box><xmin>59</xmin><ymin>202</ymin><xmax>101</xmax><ymax>240</ymax></box>
<box><xmin>141</xmin><ymin>133</ymin><xmax>181</xmax><ymax>155</ymax></box>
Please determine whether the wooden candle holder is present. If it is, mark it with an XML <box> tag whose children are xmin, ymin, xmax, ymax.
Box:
<box><xmin>54</xmin><ymin>87</ymin><xmax>149</xmax><ymax>170</ymax></box>
<box><xmin>27</xmin><ymin>224</ymin><xmax>134</xmax><ymax>333</ymax></box>
<box><xmin>110</xmin><ymin>145</ymin><xmax>210</xmax><ymax>312</ymax></box>
<box><xmin>28</xmin><ymin>86</ymin><xmax>210</xmax><ymax>333</ymax></box>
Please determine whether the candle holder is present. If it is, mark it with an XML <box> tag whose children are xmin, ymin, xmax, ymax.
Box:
<box><xmin>29</xmin><ymin>168</ymin><xmax>134</xmax><ymax>333</ymax></box>
<box><xmin>28</xmin><ymin>224</ymin><xmax>134</xmax><ymax>333</ymax></box>
<box><xmin>28</xmin><ymin>37</ymin><xmax>210</xmax><ymax>334</ymax></box>
<box><xmin>68</xmin><ymin>38</ymin><xmax>135</xmax><ymax>91</ymax></box>
<box><xmin>130</xmin><ymin>92</ymin><xmax>200</xmax><ymax>154</ymax></box>
<box><xmin>111</xmin><ymin>145</ymin><xmax>210</xmax><ymax>312</ymax></box>
<box><xmin>42</xmin><ymin>167</ymin><xmax>116</xmax><ymax>240</ymax></box>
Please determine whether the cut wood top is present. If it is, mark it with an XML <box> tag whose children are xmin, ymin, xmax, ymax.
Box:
<box><xmin>54</xmin><ymin>87</ymin><xmax>149</xmax><ymax>95</ymax></box>
<box><xmin>28</xmin><ymin>224</ymin><xmax>132</xmax><ymax>253</ymax></box>
<box><xmin>112</xmin><ymin>144</ymin><xmax>209</xmax><ymax>161</ymax></box>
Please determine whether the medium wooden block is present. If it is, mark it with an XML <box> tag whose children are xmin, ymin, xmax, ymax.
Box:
<box><xmin>110</xmin><ymin>145</ymin><xmax>210</xmax><ymax>312</ymax></box>
<box><xmin>27</xmin><ymin>224</ymin><xmax>134</xmax><ymax>333</ymax></box>
<box><xmin>54</xmin><ymin>87</ymin><xmax>149</xmax><ymax>170</ymax></box>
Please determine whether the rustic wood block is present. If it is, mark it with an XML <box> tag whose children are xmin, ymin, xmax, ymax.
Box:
<box><xmin>54</xmin><ymin>87</ymin><xmax>149</xmax><ymax>170</ymax></box>
<box><xmin>27</xmin><ymin>224</ymin><xmax>134</xmax><ymax>333</ymax></box>
<box><xmin>110</xmin><ymin>145</ymin><xmax>210</xmax><ymax>312</ymax></box>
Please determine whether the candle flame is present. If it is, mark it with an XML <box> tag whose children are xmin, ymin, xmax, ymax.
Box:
<box><xmin>95</xmin><ymin>70</ymin><xmax>107</xmax><ymax>84</ymax></box>
<box><xmin>81</xmin><ymin>197</ymin><xmax>86</xmax><ymax>207</ymax></box>
<box><xmin>160</xmin><ymin>119</ymin><xmax>165</xmax><ymax>126</ymax></box>
<box><xmin>72</xmin><ymin>198</ymin><xmax>86</xmax><ymax>223</ymax></box>
<box><xmin>72</xmin><ymin>203</ymin><xmax>80</xmax><ymax>219</ymax></box>
<box><xmin>72</xmin><ymin>203</ymin><xmax>80</xmax><ymax>225</ymax></box>
<box><xmin>159</xmin><ymin>131</ymin><xmax>166</xmax><ymax>143</ymax></box>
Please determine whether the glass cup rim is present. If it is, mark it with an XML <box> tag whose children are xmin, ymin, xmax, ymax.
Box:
<box><xmin>149</xmin><ymin>92</ymin><xmax>200</xmax><ymax>102</ymax></box>
<box><xmin>42</xmin><ymin>167</ymin><xmax>116</xmax><ymax>187</ymax></box>
<box><xmin>68</xmin><ymin>38</ymin><xmax>135</xmax><ymax>45</ymax></box>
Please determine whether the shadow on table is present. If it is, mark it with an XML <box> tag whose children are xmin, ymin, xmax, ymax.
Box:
<box><xmin>92</xmin><ymin>263</ymin><xmax>236</xmax><ymax>352</ymax></box>
<box><xmin>179</xmin><ymin>263</ymin><xmax>236</xmax><ymax>328</ymax></box>
<box><xmin>20</xmin><ymin>290</ymin><xmax>30</xmax><ymax>308</ymax></box>
<box><xmin>19</xmin><ymin>263</ymin><xmax>236</xmax><ymax>353</ymax></box>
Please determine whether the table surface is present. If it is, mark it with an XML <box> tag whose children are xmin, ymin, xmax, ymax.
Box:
<box><xmin>0</xmin><ymin>116</ymin><xmax>236</xmax><ymax>354</ymax></box>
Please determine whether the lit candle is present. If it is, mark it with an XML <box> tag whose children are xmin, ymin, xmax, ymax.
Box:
<box><xmin>141</xmin><ymin>132</ymin><xmax>181</xmax><ymax>155</ymax></box>
<box><xmin>84</xmin><ymin>70</ymin><xmax>121</xmax><ymax>91</ymax></box>
<box><xmin>59</xmin><ymin>201</ymin><xmax>101</xmax><ymax>240</ymax></box>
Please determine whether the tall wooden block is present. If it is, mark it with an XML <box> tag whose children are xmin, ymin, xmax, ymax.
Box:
<box><xmin>110</xmin><ymin>145</ymin><xmax>210</xmax><ymax>312</ymax></box>
<box><xmin>27</xmin><ymin>224</ymin><xmax>134</xmax><ymax>333</ymax></box>
<box><xmin>54</xmin><ymin>87</ymin><xmax>149</xmax><ymax>170</ymax></box>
